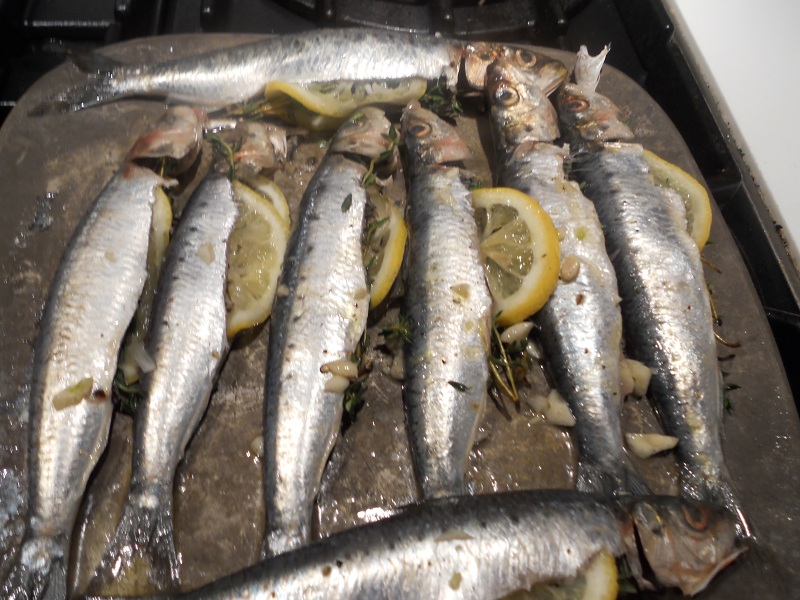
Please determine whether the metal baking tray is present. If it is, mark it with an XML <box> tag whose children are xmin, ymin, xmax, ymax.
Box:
<box><xmin>0</xmin><ymin>34</ymin><xmax>798</xmax><ymax>598</ymax></box>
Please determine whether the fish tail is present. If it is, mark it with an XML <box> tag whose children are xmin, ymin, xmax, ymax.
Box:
<box><xmin>28</xmin><ymin>52</ymin><xmax>137</xmax><ymax>116</ymax></box>
<box><xmin>576</xmin><ymin>457</ymin><xmax>651</xmax><ymax>497</ymax></box>
<box><xmin>575</xmin><ymin>459</ymin><xmax>623</xmax><ymax>496</ymax></box>
<box><xmin>1</xmin><ymin>535</ymin><xmax>68</xmax><ymax>600</ymax></box>
<box><xmin>681</xmin><ymin>465</ymin><xmax>753</xmax><ymax>540</ymax></box>
<box><xmin>89</xmin><ymin>485</ymin><xmax>180</xmax><ymax>592</ymax></box>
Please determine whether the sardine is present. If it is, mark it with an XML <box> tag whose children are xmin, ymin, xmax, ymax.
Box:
<box><xmin>36</xmin><ymin>29</ymin><xmax>464</xmax><ymax>114</ymax></box>
<box><xmin>401</xmin><ymin>102</ymin><xmax>492</xmax><ymax>500</ymax></box>
<box><xmin>90</xmin><ymin>491</ymin><xmax>742</xmax><ymax>599</ymax></box>
<box><xmin>486</xmin><ymin>57</ymin><xmax>646</xmax><ymax>496</ymax></box>
<box><xmin>556</xmin><ymin>46</ymin><xmax>750</xmax><ymax>536</ymax></box>
<box><xmin>88</xmin><ymin>175</ymin><xmax>239</xmax><ymax>592</ymax></box>
<box><xmin>262</xmin><ymin>107</ymin><xmax>393</xmax><ymax>557</ymax></box>
<box><xmin>1</xmin><ymin>108</ymin><xmax>203</xmax><ymax>600</ymax></box>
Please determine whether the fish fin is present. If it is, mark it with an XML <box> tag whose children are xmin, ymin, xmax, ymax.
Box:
<box><xmin>575</xmin><ymin>459</ymin><xmax>621</xmax><ymax>496</ymax></box>
<box><xmin>70</xmin><ymin>51</ymin><xmax>123</xmax><ymax>75</ymax></box>
<box><xmin>88</xmin><ymin>486</ymin><xmax>180</xmax><ymax>592</ymax></box>
<box><xmin>1</xmin><ymin>535</ymin><xmax>68</xmax><ymax>600</ymax></box>
<box><xmin>622</xmin><ymin>456</ymin><xmax>652</xmax><ymax>496</ymax></box>
<box><xmin>574</xmin><ymin>45</ymin><xmax>610</xmax><ymax>92</ymax></box>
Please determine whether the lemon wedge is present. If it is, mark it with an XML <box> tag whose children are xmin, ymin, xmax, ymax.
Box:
<box><xmin>472</xmin><ymin>187</ymin><xmax>560</xmax><ymax>327</ymax></box>
<box><xmin>642</xmin><ymin>149</ymin><xmax>712</xmax><ymax>249</ymax></box>
<box><xmin>522</xmin><ymin>551</ymin><xmax>619</xmax><ymax>600</ymax></box>
<box><xmin>226</xmin><ymin>180</ymin><xmax>290</xmax><ymax>338</ymax></box>
<box><xmin>263</xmin><ymin>78</ymin><xmax>428</xmax><ymax>119</ymax></box>
<box><xmin>118</xmin><ymin>186</ymin><xmax>172</xmax><ymax>384</ymax></box>
<box><xmin>239</xmin><ymin>175</ymin><xmax>291</xmax><ymax>227</ymax></box>
<box><xmin>363</xmin><ymin>188</ymin><xmax>408</xmax><ymax>308</ymax></box>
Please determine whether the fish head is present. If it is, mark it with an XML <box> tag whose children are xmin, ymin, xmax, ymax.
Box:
<box><xmin>230</xmin><ymin>121</ymin><xmax>289</xmax><ymax>177</ymax></box>
<box><xmin>631</xmin><ymin>497</ymin><xmax>745</xmax><ymax>596</ymax></box>
<box><xmin>464</xmin><ymin>43</ymin><xmax>567</xmax><ymax>92</ymax></box>
<box><xmin>401</xmin><ymin>101</ymin><xmax>471</xmax><ymax>166</ymax></box>
<box><xmin>556</xmin><ymin>83</ymin><xmax>634</xmax><ymax>144</ymax></box>
<box><xmin>486</xmin><ymin>57</ymin><xmax>560</xmax><ymax>153</ymax></box>
<box><xmin>127</xmin><ymin>106</ymin><xmax>207</xmax><ymax>168</ymax></box>
<box><xmin>330</xmin><ymin>106</ymin><xmax>392</xmax><ymax>159</ymax></box>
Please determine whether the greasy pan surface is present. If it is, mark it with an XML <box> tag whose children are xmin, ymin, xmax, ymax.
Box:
<box><xmin>0</xmin><ymin>34</ymin><xmax>798</xmax><ymax>598</ymax></box>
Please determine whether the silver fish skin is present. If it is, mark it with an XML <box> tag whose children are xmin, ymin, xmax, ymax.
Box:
<box><xmin>89</xmin><ymin>491</ymin><xmax>742</xmax><ymax>599</ymax></box>
<box><xmin>39</xmin><ymin>29</ymin><xmax>464</xmax><ymax>114</ymax></box>
<box><xmin>486</xmin><ymin>58</ymin><xmax>641</xmax><ymax>496</ymax></box>
<box><xmin>401</xmin><ymin>103</ymin><xmax>492</xmax><ymax>500</ymax></box>
<box><xmin>263</xmin><ymin>108</ymin><xmax>392</xmax><ymax>557</ymax></box>
<box><xmin>2</xmin><ymin>164</ymin><xmax>167</xmax><ymax>600</ymax></box>
<box><xmin>556</xmin><ymin>47</ymin><xmax>749</xmax><ymax>537</ymax></box>
<box><xmin>88</xmin><ymin>175</ymin><xmax>238</xmax><ymax>591</ymax></box>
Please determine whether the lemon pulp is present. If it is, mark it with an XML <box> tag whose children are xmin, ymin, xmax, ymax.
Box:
<box><xmin>643</xmin><ymin>149</ymin><xmax>712</xmax><ymax>249</ymax></box>
<box><xmin>226</xmin><ymin>180</ymin><xmax>290</xmax><ymax>338</ymax></box>
<box><xmin>363</xmin><ymin>188</ymin><xmax>407</xmax><ymax>308</ymax></box>
<box><xmin>472</xmin><ymin>187</ymin><xmax>560</xmax><ymax>326</ymax></box>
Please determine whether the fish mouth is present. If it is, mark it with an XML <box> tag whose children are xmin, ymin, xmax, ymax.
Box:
<box><xmin>128</xmin><ymin>106</ymin><xmax>207</xmax><ymax>164</ymax></box>
<box><xmin>464</xmin><ymin>43</ymin><xmax>567</xmax><ymax>92</ymax></box>
<box><xmin>629</xmin><ymin>500</ymin><xmax>747</xmax><ymax>596</ymax></box>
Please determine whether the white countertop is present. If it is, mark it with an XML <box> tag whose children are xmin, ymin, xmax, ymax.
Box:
<box><xmin>666</xmin><ymin>0</ymin><xmax>800</xmax><ymax>262</ymax></box>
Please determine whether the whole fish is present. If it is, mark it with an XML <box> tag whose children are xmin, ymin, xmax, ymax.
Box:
<box><xmin>89</xmin><ymin>491</ymin><xmax>743</xmax><ymax>599</ymax></box>
<box><xmin>485</xmin><ymin>57</ymin><xmax>647</xmax><ymax>496</ymax></box>
<box><xmin>401</xmin><ymin>102</ymin><xmax>492</xmax><ymax>500</ymax></box>
<box><xmin>88</xmin><ymin>175</ymin><xmax>239</xmax><ymax>592</ymax></box>
<box><xmin>1</xmin><ymin>108</ymin><xmax>204</xmax><ymax>600</ymax></box>
<box><xmin>263</xmin><ymin>107</ymin><xmax>393</xmax><ymax>557</ymax></box>
<box><xmin>36</xmin><ymin>29</ymin><xmax>464</xmax><ymax>114</ymax></box>
<box><xmin>556</xmin><ymin>46</ymin><xmax>749</xmax><ymax>536</ymax></box>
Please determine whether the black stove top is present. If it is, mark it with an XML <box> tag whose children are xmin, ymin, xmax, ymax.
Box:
<box><xmin>2</xmin><ymin>0</ymin><xmax>799</xmax><ymax>407</ymax></box>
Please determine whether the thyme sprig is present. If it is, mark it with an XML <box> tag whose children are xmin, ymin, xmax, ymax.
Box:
<box><xmin>342</xmin><ymin>331</ymin><xmax>371</xmax><ymax>426</ymax></box>
<box><xmin>381</xmin><ymin>314</ymin><xmax>412</xmax><ymax>344</ymax></box>
<box><xmin>361</xmin><ymin>125</ymin><xmax>399</xmax><ymax>187</ymax></box>
<box><xmin>488</xmin><ymin>322</ymin><xmax>533</xmax><ymax>403</ymax></box>
<box><xmin>420</xmin><ymin>76</ymin><xmax>463</xmax><ymax>120</ymax></box>
<box><xmin>112</xmin><ymin>369</ymin><xmax>141</xmax><ymax>416</ymax></box>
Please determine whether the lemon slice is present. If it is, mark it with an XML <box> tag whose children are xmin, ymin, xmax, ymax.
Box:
<box><xmin>226</xmin><ymin>180</ymin><xmax>290</xmax><ymax>338</ymax></box>
<box><xmin>523</xmin><ymin>551</ymin><xmax>619</xmax><ymax>600</ymax></box>
<box><xmin>643</xmin><ymin>149</ymin><xmax>712</xmax><ymax>249</ymax></box>
<box><xmin>238</xmin><ymin>175</ymin><xmax>291</xmax><ymax>226</ymax></box>
<box><xmin>363</xmin><ymin>188</ymin><xmax>408</xmax><ymax>308</ymax></box>
<box><xmin>118</xmin><ymin>186</ymin><xmax>173</xmax><ymax>385</ymax></box>
<box><xmin>472</xmin><ymin>187</ymin><xmax>560</xmax><ymax>327</ymax></box>
<box><xmin>264</xmin><ymin>78</ymin><xmax>428</xmax><ymax>118</ymax></box>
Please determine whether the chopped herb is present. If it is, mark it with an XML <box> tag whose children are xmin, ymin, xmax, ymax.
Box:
<box><xmin>341</xmin><ymin>193</ymin><xmax>353</xmax><ymax>212</ymax></box>
<box><xmin>448</xmin><ymin>381</ymin><xmax>470</xmax><ymax>392</ymax></box>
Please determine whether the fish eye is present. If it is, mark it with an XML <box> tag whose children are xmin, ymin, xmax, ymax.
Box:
<box><xmin>495</xmin><ymin>84</ymin><xmax>519</xmax><ymax>107</ymax></box>
<box><xmin>407</xmin><ymin>121</ymin><xmax>431</xmax><ymax>138</ymax></box>
<box><xmin>564</xmin><ymin>96</ymin><xmax>589</xmax><ymax>112</ymax></box>
<box><xmin>681</xmin><ymin>503</ymin><xmax>710</xmax><ymax>531</ymax></box>
<box><xmin>515</xmin><ymin>49</ymin><xmax>536</xmax><ymax>66</ymax></box>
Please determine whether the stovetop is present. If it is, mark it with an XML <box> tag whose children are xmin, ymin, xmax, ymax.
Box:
<box><xmin>1</xmin><ymin>0</ymin><xmax>799</xmax><ymax>411</ymax></box>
